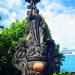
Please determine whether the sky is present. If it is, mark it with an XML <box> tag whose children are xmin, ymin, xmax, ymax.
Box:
<box><xmin>0</xmin><ymin>0</ymin><xmax>75</xmax><ymax>51</ymax></box>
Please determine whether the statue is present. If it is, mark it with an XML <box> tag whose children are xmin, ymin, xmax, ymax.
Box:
<box><xmin>25</xmin><ymin>0</ymin><xmax>44</xmax><ymax>45</ymax></box>
<box><xmin>12</xmin><ymin>0</ymin><xmax>54</xmax><ymax>75</ymax></box>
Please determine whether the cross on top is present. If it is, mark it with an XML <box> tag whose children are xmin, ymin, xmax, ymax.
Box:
<box><xmin>25</xmin><ymin>0</ymin><xmax>40</xmax><ymax>4</ymax></box>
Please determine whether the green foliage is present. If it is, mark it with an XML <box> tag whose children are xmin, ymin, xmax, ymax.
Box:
<box><xmin>0</xmin><ymin>17</ymin><xmax>4</xmax><ymax>32</ymax></box>
<box><xmin>0</xmin><ymin>16</ymin><xmax>1</xmax><ymax>20</ymax></box>
<box><xmin>0</xmin><ymin>19</ymin><xmax>27</xmax><ymax>75</ymax></box>
<box><xmin>0</xmin><ymin>25</ymin><xmax>4</xmax><ymax>29</ymax></box>
<box><xmin>43</xmin><ymin>24</ymin><xmax>51</xmax><ymax>41</ymax></box>
<box><xmin>0</xmin><ymin>19</ymin><xmax>27</xmax><ymax>62</ymax></box>
<box><xmin>43</xmin><ymin>20</ymin><xmax>64</xmax><ymax>73</ymax></box>
<box><xmin>53</xmin><ymin>72</ymin><xmax>71</xmax><ymax>75</ymax></box>
<box><xmin>54</xmin><ymin>44</ymin><xmax>65</xmax><ymax>73</ymax></box>
<box><xmin>39</xmin><ymin>14</ymin><xmax>45</xmax><ymax>21</ymax></box>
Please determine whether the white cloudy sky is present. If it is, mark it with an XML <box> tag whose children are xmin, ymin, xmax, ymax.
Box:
<box><xmin>0</xmin><ymin>0</ymin><xmax>75</xmax><ymax>51</ymax></box>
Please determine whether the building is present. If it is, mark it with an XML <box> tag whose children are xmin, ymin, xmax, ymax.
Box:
<box><xmin>61</xmin><ymin>49</ymin><xmax>75</xmax><ymax>72</ymax></box>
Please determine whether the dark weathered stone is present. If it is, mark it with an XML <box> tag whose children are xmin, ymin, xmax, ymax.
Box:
<box><xmin>13</xmin><ymin>0</ymin><xmax>53</xmax><ymax>75</ymax></box>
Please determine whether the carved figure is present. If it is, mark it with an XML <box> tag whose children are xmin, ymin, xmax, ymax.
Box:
<box><xmin>13</xmin><ymin>0</ymin><xmax>52</xmax><ymax>75</ymax></box>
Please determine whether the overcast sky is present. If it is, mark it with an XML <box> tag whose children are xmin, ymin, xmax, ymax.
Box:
<box><xmin>0</xmin><ymin>0</ymin><xmax>75</xmax><ymax>51</ymax></box>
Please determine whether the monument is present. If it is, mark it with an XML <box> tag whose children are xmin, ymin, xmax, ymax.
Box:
<box><xmin>12</xmin><ymin>0</ymin><xmax>57</xmax><ymax>75</ymax></box>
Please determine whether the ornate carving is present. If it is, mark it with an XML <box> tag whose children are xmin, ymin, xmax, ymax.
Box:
<box><xmin>13</xmin><ymin>0</ymin><xmax>50</xmax><ymax>75</ymax></box>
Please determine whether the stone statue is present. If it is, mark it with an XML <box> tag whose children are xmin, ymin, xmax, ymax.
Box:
<box><xmin>12</xmin><ymin>0</ymin><xmax>52</xmax><ymax>75</ymax></box>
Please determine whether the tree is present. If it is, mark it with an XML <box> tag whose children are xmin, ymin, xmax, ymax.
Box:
<box><xmin>0</xmin><ymin>19</ymin><xmax>27</xmax><ymax>75</ymax></box>
<box><xmin>0</xmin><ymin>16</ymin><xmax>1</xmax><ymax>20</ymax></box>
<box><xmin>43</xmin><ymin>25</ymin><xmax>65</xmax><ymax>74</ymax></box>
<box><xmin>0</xmin><ymin>17</ymin><xmax>4</xmax><ymax>33</ymax></box>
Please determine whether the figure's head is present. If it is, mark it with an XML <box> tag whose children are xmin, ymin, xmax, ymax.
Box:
<box><xmin>25</xmin><ymin>0</ymin><xmax>40</xmax><ymax>4</ymax></box>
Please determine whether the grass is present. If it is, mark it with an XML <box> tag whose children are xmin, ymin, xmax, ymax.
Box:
<box><xmin>53</xmin><ymin>72</ymin><xmax>71</xmax><ymax>75</ymax></box>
